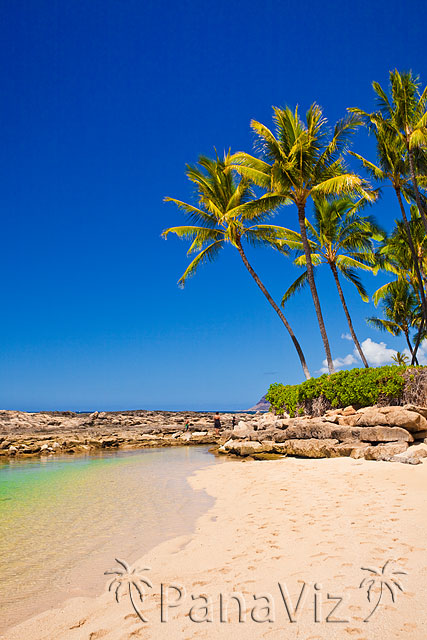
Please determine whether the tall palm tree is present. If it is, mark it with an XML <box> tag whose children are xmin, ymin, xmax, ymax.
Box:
<box><xmin>367</xmin><ymin>280</ymin><xmax>419</xmax><ymax>363</ymax></box>
<box><xmin>162</xmin><ymin>153</ymin><xmax>311</xmax><ymax>379</ymax></box>
<box><xmin>374</xmin><ymin>209</ymin><xmax>427</xmax><ymax>363</ymax></box>
<box><xmin>374</xmin><ymin>210</ymin><xmax>427</xmax><ymax>308</ymax></box>
<box><xmin>229</xmin><ymin>105</ymin><xmax>374</xmax><ymax>373</ymax></box>
<box><xmin>351</xmin><ymin>69</ymin><xmax>427</xmax><ymax>234</ymax></box>
<box><xmin>349</xmin><ymin>98</ymin><xmax>427</xmax><ymax>326</ymax></box>
<box><xmin>279</xmin><ymin>198</ymin><xmax>382</xmax><ymax>368</ymax></box>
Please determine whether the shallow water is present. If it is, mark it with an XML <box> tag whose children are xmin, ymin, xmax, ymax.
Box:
<box><xmin>0</xmin><ymin>446</ymin><xmax>219</xmax><ymax>631</ymax></box>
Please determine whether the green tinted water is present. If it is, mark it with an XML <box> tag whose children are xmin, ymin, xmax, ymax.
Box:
<box><xmin>0</xmin><ymin>446</ymin><xmax>218</xmax><ymax>632</ymax></box>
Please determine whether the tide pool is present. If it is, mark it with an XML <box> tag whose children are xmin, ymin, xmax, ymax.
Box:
<box><xmin>0</xmin><ymin>446</ymin><xmax>219</xmax><ymax>631</ymax></box>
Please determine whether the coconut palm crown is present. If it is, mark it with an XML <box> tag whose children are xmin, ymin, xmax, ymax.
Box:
<box><xmin>350</xmin><ymin>69</ymin><xmax>427</xmax><ymax>233</ymax></box>
<box><xmin>228</xmin><ymin>104</ymin><xmax>374</xmax><ymax>373</ymax></box>
<box><xmin>367</xmin><ymin>279</ymin><xmax>419</xmax><ymax>363</ymax></box>
<box><xmin>162</xmin><ymin>152</ymin><xmax>311</xmax><ymax>379</ymax></box>
<box><xmin>349</xmin><ymin>85</ymin><xmax>427</xmax><ymax>326</ymax></box>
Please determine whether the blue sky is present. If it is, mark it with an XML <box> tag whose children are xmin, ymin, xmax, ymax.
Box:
<box><xmin>0</xmin><ymin>0</ymin><xmax>425</xmax><ymax>411</ymax></box>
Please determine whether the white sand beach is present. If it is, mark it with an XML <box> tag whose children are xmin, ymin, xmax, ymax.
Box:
<box><xmin>4</xmin><ymin>457</ymin><xmax>427</xmax><ymax>639</ymax></box>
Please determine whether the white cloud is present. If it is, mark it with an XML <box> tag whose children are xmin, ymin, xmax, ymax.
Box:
<box><xmin>359</xmin><ymin>338</ymin><xmax>397</xmax><ymax>366</ymax></box>
<box><xmin>318</xmin><ymin>334</ymin><xmax>427</xmax><ymax>374</ymax></box>
<box><xmin>318</xmin><ymin>336</ymin><xmax>400</xmax><ymax>373</ymax></box>
<box><xmin>319</xmin><ymin>353</ymin><xmax>357</xmax><ymax>374</ymax></box>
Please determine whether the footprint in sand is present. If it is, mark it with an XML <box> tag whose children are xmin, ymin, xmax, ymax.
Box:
<box><xmin>124</xmin><ymin>613</ymin><xmax>140</xmax><ymax>621</ymax></box>
<box><xmin>89</xmin><ymin>631</ymin><xmax>109</xmax><ymax>640</ymax></box>
<box><xmin>69</xmin><ymin>619</ymin><xmax>87</xmax><ymax>629</ymax></box>
<box><xmin>402</xmin><ymin>622</ymin><xmax>418</xmax><ymax>631</ymax></box>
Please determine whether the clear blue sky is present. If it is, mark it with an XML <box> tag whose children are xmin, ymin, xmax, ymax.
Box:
<box><xmin>0</xmin><ymin>0</ymin><xmax>425</xmax><ymax>411</ymax></box>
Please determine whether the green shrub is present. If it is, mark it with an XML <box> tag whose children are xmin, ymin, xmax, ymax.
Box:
<box><xmin>265</xmin><ymin>365</ymin><xmax>422</xmax><ymax>417</ymax></box>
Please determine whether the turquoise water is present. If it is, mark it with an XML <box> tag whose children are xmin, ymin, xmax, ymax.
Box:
<box><xmin>0</xmin><ymin>446</ymin><xmax>219</xmax><ymax>632</ymax></box>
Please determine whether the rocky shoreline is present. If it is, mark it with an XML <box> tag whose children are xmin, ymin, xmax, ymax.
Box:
<box><xmin>0</xmin><ymin>409</ymin><xmax>248</xmax><ymax>457</ymax></box>
<box><xmin>1</xmin><ymin>404</ymin><xmax>427</xmax><ymax>465</ymax></box>
<box><xmin>218</xmin><ymin>404</ymin><xmax>427</xmax><ymax>465</ymax></box>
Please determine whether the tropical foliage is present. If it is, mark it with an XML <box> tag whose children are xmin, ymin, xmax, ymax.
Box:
<box><xmin>163</xmin><ymin>153</ymin><xmax>311</xmax><ymax>378</ymax></box>
<box><xmin>164</xmin><ymin>68</ymin><xmax>427</xmax><ymax>384</ymax></box>
<box><xmin>266</xmin><ymin>365</ymin><xmax>417</xmax><ymax>416</ymax></box>
<box><xmin>228</xmin><ymin>106</ymin><xmax>373</xmax><ymax>374</ymax></box>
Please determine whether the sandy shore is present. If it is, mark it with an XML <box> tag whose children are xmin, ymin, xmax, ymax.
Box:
<box><xmin>4</xmin><ymin>457</ymin><xmax>427</xmax><ymax>639</ymax></box>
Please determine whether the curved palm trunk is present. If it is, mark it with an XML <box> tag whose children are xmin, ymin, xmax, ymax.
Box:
<box><xmin>297</xmin><ymin>204</ymin><xmax>335</xmax><ymax>374</ymax></box>
<box><xmin>403</xmin><ymin>329</ymin><xmax>418</xmax><ymax>365</ymax></box>
<box><xmin>407</xmin><ymin>145</ymin><xmax>427</xmax><ymax>235</ymax></box>
<box><xmin>394</xmin><ymin>187</ymin><xmax>427</xmax><ymax>326</ymax></box>
<box><xmin>411</xmin><ymin>318</ymin><xmax>424</xmax><ymax>365</ymax></box>
<box><xmin>329</xmin><ymin>262</ymin><xmax>369</xmax><ymax>368</ymax></box>
<box><xmin>235</xmin><ymin>238</ymin><xmax>311</xmax><ymax>380</ymax></box>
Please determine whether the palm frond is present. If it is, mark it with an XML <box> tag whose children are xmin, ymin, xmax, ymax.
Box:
<box><xmin>281</xmin><ymin>271</ymin><xmax>309</xmax><ymax>306</ymax></box>
<box><xmin>178</xmin><ymin>240</ymin><xmax>224</xmax><ymax>287</ymax></box>
<box><xmin>338</xmin><ymin>266</ymin><xmax>369</xmax><ymax>301</ymax></box>
<box><xmin>164</xmin><ymin>198</ymin><xmax>218</xmax><ymax>227</ymax></box>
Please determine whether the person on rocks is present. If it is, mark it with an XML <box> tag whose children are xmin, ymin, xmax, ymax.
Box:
<box><xmin>232</xmin><ymin>415</ymin><xmax>236</xmax><ymax>428</ymax></box>
<box><xmin>214</xmin><ymin>412</ymin><xmax>221</xmax><ymax>432</ymax></box>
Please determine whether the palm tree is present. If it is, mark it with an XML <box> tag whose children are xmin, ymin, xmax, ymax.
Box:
<box><xmin>229</xmin><ymin>105</ymin><xmax>374</xmax><ymax>373</ymax></box>
<box><xmin>376</xmin><ymin>208</ymin><xmax>427</xmax><ymax>301</ymax></box>
<box><xmin>162</xmin><ymin>153</ymin><xmax>311</xmax><ymax>379</ymax></box>
<box><xmin>349</xmin><ymin>108</ymin><xmax>427</xmax><ymax>326</ymax></box>
<box><xmin>367</xmin><ymin>280</ymin><xmax>419</xmax><ymax>363</ymax></box>
<box><xmin>374</xmin><ymin>210</ymin><xmax>427</xmax><ymax>363</ymax></box>
<box><xmin>279</xmin><ymin>198</ymin><xmax>382</xmax><ymax>368</ymax></box>
<box><xmin>391</xmin><ymin>352</ymin><xmax>410</xmax><ymax>365</ymax></box>
<box><xmin>360</xmin><ymin>560</ymin><xmax>407</xmax><ymax>622</ymax></box>
<box><xmin>105</xmin><ymin>558</ymin><xmax>153</xmax><ymax>623</ymax></box>
<box><xmin>351</xmin><ymin>69</ymin><xmax>427</xmax><ymax>234</ymax></box>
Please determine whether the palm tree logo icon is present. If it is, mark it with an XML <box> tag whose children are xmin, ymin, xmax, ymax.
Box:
<box><xmin>105</xmin><ymin>558</ymin><xmax>153</xmax><ymax>623</ymax></box>
<box><xmin>360</xmin><ymin>560</ymin><xmax>407</xmax><ymax>621</ymax></box>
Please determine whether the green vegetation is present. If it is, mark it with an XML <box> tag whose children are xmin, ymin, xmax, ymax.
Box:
<box><xmin>266</xmin><ymin>366</ymin><xmax>421</xmax><ymax>416</ymax></box>
<box><xmin>164</xmin><ymin>70</ymin><xmax>427</xmax><ymax>379</ymax></box>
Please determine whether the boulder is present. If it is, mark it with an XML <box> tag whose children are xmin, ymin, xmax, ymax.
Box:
<box><xmin>363</xmin><ymin>442</ymin><xmax>408</xmax><ymax>461</ymax></box>
<box><xmin>350</xmin><ymin>443</ymin><xmax>371</xmax><ymax>459</ymax></box>
<box><xmin>391</xmin><ymin>443</ymin><xmax>427</xmax><ymax>463</ymax></box>
<box><xmin>250</xmin><ymin>429</ymin><xmax>279</xmax><ymax>442</ymax></box>
<box><xmin>273</xmin><ymin>438</ymin><xmax>339</xmax><ymax>458</ymax></box>
<box><xmin>281</xmin><ymin>420</ymin><xmax>338</xmax><ymax>440</ymax></box>
<box><xmin>220</xmin><ymin>440</ymin><xmax>273</xmax><ymax>456</ymax></box>
<box><xmin>337</xmin><ymin>415</ymin><xmax>360</xmax><ymax>427</ymax></box>
<box><xmin>355</xmin><ymin>407</ymin><xmax>427</xmax><ymax>434</ymax></box>
<box><xmin>327</xmin><ymin>441</ymin><xmax>370</xmax><ymax>458</ymax></box>
<box><xmin>403</xmin><ymin>405</ymin><xmax>427</xmax><ymax>420</ymax></box>
<box><xmin>257</xmin><ymin>412</ymin><xmax>278</xmax><ymax>427</ymax></box>
<box><xmin>342</xmin><ymin>426</ymin><xmax>413</xmax><ymax>443</ymax></box>
<box><xmin>276</xmin><ymin>422</ymin><xmax>412</xmax><ymax>444</ymax></box>
<box><xmin>342</xmin><ymin>405</ymin><xmax>357</xmax><ymax>416</ymax></box>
